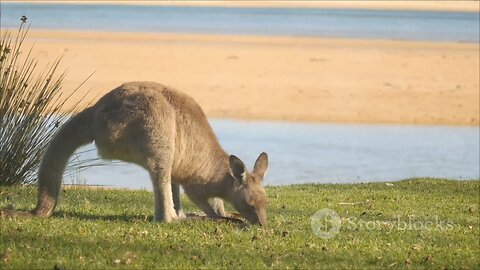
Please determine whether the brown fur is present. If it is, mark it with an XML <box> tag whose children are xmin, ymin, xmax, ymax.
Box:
<box><xmin>33</xmin><ymin>82</ymin><xmax>269</xmax><ymax>225</ymax></box>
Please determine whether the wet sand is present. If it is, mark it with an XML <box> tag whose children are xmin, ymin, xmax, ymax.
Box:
<box><xmin>19</xmin><ymin>29</ymin><xmax>480</xmax><ymax>125</ymax></box>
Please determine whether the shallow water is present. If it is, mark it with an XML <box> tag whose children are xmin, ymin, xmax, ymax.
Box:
<box><xmin>2</xmin><ymin>3</ymin><xmax>479</xmax><ymax>42</ymax></box>
<box><xmin>66</xmin><ymin>119</ymin><xmax>480</xmax><ymax>189</ymax></box>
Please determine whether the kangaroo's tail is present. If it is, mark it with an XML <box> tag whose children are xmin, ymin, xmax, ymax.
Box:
<box><xmin>34</xmin><ymin>106</ymin><xmax>96</xmax><ymax>217</ymax></box>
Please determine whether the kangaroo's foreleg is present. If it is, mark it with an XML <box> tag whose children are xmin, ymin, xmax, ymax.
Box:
<box><xmin>172</xmin><ymin>183</ymin><xmax>185</xmax><ymax>218</ymax></box>
<box><xmin>210</xmin><ymin>198</ymin><xmax>226</xmax><ymax>217</ymax></box>
<box><xmin>184</xmin><ymin>188</ymin><xmax>219</xmax><ymax>218</ymax></box>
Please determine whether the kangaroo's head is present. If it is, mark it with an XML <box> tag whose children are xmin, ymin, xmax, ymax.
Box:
<box><xmin>228</xmin><ymin>152</ymin><xmax>269</xmax><ymax>226</ymax></box>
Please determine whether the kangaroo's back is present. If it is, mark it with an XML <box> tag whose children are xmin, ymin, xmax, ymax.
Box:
<box><xmin>93</xmin><ymin>82</ymin><xmax>228</xmax><ymax>183</ymax></box>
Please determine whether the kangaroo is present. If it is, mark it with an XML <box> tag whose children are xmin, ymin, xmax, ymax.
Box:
<box><xmin>33</xmin><ymin>81</ymin><xmax>269</xmax><ymax>225</ymax></box>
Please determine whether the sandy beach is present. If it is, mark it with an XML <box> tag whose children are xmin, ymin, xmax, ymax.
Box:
<box><xmin>16</xmin><ymin>29</ymin><xmax>478</xmax><ymax>126</ymax></box>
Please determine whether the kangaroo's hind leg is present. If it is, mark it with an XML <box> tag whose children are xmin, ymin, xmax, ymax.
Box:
<box><xmin>149</xmin><ymin>166</ymin><xmax>177</xmax><ymax>222</ymax></box>
<box><xmin>93</xmin><ymin>88</ymin><xmax>179</xmax><ymax>222</ymax></box>
<box><xmin>144</xmin><ymin>126</ymin><xmax>178</xmax><ymax>222</ymax></box>
<box><xmin>137</xmin><ymin>111</ymin><xmax>178</xmax><ymax>222</ymax></box>
<box><xmin>98</xmin><ymin>116</ymin><xmax>178</xmax><ymax>222</ymax></box>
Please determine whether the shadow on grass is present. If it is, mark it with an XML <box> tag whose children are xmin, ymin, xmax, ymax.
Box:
<box><xmin>52</xmin><ymin>210</ymin><xmax>248</xmax><ymax>228</ymax></box>
<box><xmin>3</xmin><ymin>207</ymin><xmax>249</xmax><ymax>228</ymax></box>
<box><xmin>0</xmin><ymin>206</ymin><xmax>151</xmax><ymax>222</ymax></box>
<box><xmin>53</xmin><ymin>210</ymin><xmax>151</xmax><ymax>222</ymax></box>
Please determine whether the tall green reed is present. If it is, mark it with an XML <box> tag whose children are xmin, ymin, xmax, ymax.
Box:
<box><xmin>0</xmin><ymin>18</ymin><xmax>89</xmax><ymax>185</ymax></box>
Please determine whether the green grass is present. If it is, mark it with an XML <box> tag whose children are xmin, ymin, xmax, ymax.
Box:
<box><xmin>1</xmin><ymin>178</ymin><xmax>478</xmax><ymax>269</ymax></box>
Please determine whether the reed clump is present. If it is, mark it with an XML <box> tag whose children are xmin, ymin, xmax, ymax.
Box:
<box><xmin>0</xmin><ymin>18</ymin><xmax>83</xmax><ymax>185</ymax></box>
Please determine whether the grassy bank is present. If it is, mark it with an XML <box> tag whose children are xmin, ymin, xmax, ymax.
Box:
<box><xmin>1</xmin><ymin>179</ymin><xmax>478</xmax><ymax>269</ymax></box>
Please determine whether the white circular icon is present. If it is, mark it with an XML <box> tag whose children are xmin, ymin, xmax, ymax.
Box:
<box><xmin>311</xmin><ymin>208</ymin><xmax>341</xmax><ymax>239</ymax></box>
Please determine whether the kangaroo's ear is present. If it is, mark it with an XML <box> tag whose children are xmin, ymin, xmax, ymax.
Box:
<box><xmin>254</xmin><ymin>152</ymin><xmax>268</xmax><ymax>179</ymax></box>
<box><xmin>229</xmin><ymin>155</ymin><xmax>247</xmax><ymax>184</ymax></box>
